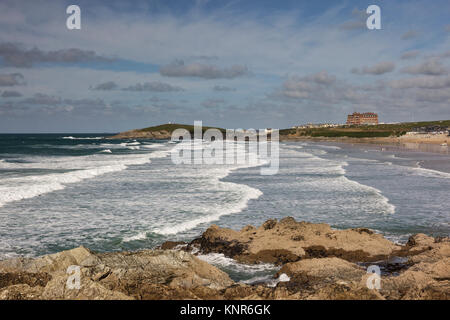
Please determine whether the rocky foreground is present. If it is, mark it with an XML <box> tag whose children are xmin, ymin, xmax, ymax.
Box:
<box><xmin>1</xmin><ymin>217</ymin><xmax>449</xmax><ymax>300</ymax></box>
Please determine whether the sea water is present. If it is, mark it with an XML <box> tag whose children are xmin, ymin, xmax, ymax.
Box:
<box><xmin>0</xmin><ymin>134</ymin><xmax>449</xmax><ymax>281</ymax></box>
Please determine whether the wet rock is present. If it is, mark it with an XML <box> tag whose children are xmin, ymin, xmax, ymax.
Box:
<box><xmin>0</xmin><ymin>247</ymin><xmax>233</xmax><ymax>300</ymax></box>
<box><xmin>0</xmin><ymin>272</ymin><xmax>52</xmax><ymax>289</ymax></box>
<box><xmin>0</xmin><ymin>221</ymin><xmax>448</xmax><ymax>300</ymax></box>
<box><xmin>262</xmin><ymin>219</ymin><xmax>277</xmax><ymax>230</ymax></box>
<box><xmin>190</xmin><ymin>218</ymin><xmax>401</xmax><ymax>264</ymax></box>
<box><xmin>159</xmin><ymin>241</ymin><xmax>186</xmax><ymax>250</ymax></box>
<box><xmin>277</xmin><ymin>257</ymin><xmax>366</xmax><ymax>286</ymax></box>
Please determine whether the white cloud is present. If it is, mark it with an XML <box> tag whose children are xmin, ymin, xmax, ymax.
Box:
<box><xmin>351</xmin><ymin>62</ymin><xmax>395</xmax><ymax>75</ymax></box>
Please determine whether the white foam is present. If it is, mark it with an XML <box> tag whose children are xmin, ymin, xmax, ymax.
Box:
<box><xmin>0</xmin><ymin>151</ymin><xmax>169</xmax><ymax>208</ymax></box>
<box><xmin>408</xmin><ymin>166</ymin><xmax>450</xmax><ymax>179</ymax></box>
<box><xmin>288</xmin><ymin>147</ymin><xmax>395</xmax><ymax>214</ymax></box>
<box><xmin>141</xmin><ymin>143</ymin><xmax>164</xmax><ymax>149</ymax></box>
<box><xmin>62</xmin><ymin>136</ymin><xmax>103</xmax><ymax>140</ymax></box>
<box><xmin>123</xmin><ymin>232</ymin><xmax>147</xmax><ymax>242</ymax></box>
<box><xmin>153</xmin><ymin>182</ymin><xmax>262</xmax><ymax>235</ymax></box>
<box><xmin>341</xmin><ymin>176</ymin><xmax>396</xmax><ymax>214</ymax></box>
<box><xmin>241</xmin><ymin>273</ymin><xmax>290</xmax><ymax>287</ymax></box>
<box><xmin>197</xmin><ymin>253</ymin><xmax>275</xmax><ymax>271</ymax></box>
<box><xmin>149</xmin><ymin>144</ymin><xmax>265</xmax><ymax>236</ymax></box>
<box><xmin>99</xmin><ymin>149</ymin><xmax>112</xmax><ymax>153</ymax></box>
<box><xmin>388</xmin><ymin>154</ymin><xmax>408</xmax><ymax>160</ymax></box>
<box><xmin>315</xmin><ymin>145</ymin><xmax>342</xmax><ymax>150</ymax></box>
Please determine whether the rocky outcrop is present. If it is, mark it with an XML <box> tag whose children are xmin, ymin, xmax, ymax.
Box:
<box><xmin>0</xmin><ymin>246</ymin><xmax>233</xmax><ymax>300</ymax></box>
<box><xmin>189</xmin><ymin>217</ymin><xmax>401</xmax><ymax>264</ymax></box>
<box><xmin>379</xmin><ymin>236</ymin><xmax>450</xmax><ymax>300</ymax></box>
<box><xmin>1</xmin><ymin>218</ymin><xmax>448</xmax><ymax>300</ymax></box>
<box><xmin>109</xmin><ymin>129</ymin><xmax>172</xmax><ymax>140</ymax></box>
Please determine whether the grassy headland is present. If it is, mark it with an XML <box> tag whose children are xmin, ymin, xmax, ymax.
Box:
<box><xmin>139</xmin><ymin>123</ymin><xmax>226</xmax><ymax>135</ymax></box>
<box><xmin>280</xmin><ymin>120</ymin><xmax>450</xmax><ymax>138</ymax></box>
<box><xmin>109</xmin><ymin>123</ymin><xmax>226</xmax><ymax>139</ymax></box>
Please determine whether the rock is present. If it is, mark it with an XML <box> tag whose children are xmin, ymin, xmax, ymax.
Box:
<box><xmin>190</xmin><ymin>217</ymin><xmax>401</xmax><ymax>264</ymax></box>
<box><xmin>0</xmin><ymin>284</ymin><xmax>45</xmax><ymax>300</ymax></box>
<box><xmin>403</xmin><ymin>233</ymin><xmax>436</xmax><ymax>256</ymax></box>
<box><xmin>262</xmin><ymin>219</ymin><xmax>277</xmax><ymax>230</ymax></box>
<box><xmin>109</xmin><ymin>129</ymin><xmax>171</xmax><ymax>140</ymax></box>
<box><xmin>271</xmin><ymin>257</ymin><xmax>385</xmax><ymax>300</ymax></box>
<box><xmin>159</xmin><ymin>241</ymin><xmax>186</xmax><ymax>250</ymax></box>
<box><xmin>0</xmin><ymin>247</ymin><xmax>233</xmax><ymax>300</ymax></box>
<box><xmin>407</xmin><ymin>233</ymin><xmax>435</xmax><ymax>247</ymax></box>
<box><xmin>304</xmin><ymin>283</ymin><xmax>384</xmax><ymax>300</ymax></box>
<box><xmin>380</xmin><ymin>239</ymin><xmax>450</xmax><ymax>300</ymax></box>
<box><xmin>0</xmin><ymin>246</ymin><xmax>101</xmax><ymax>273</ymax></box>
<box><xmin>0</xmin><ymin>272</ymin><xmax>51</xmax><ymax>289</ymax></box>
<box><xmin>1</xmin><ymin>220</ymin><xmax>448</xmax><ymax>300</ymax></box>
<box><xmin>277</xmin><ymin>257</ymin><xmax>366</xmax><ymax>285</ymax></box>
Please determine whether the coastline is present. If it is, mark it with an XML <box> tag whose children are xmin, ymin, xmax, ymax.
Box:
<box><xmin>1</xmin><ymin>217</ymin><xmax>448</xmax><ymax>300</ymax></box>
<box><xmin>280</xmin><ymin>135</ymin><xmax>450</xmax><ymax>155</ymax></box>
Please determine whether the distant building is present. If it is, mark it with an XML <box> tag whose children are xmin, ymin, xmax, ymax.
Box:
<box><xmin>346</xmin><ymin>112</ymin><xmax>378</xmax><ymax>125</ymax></box>
<box><xmin>411</xmin><ymin>125</ymin><xmax>449</xmax><ymax>134</ymax></box>
<box><xmin>293</xmin><ymin>123</ymin><xmax>341</xmax><ymax>129</ymax></box>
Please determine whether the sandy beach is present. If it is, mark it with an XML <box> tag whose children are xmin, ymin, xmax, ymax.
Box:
<box><xmin>281</xmin><ymin>133</ymin><xmax>450</xmax><ymax>155</ymax></box>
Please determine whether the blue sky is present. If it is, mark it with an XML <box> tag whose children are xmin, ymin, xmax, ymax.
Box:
<box><xmin>0</xmin><ymin>0</ymin><xmax>449</xmax><ymax>132</ymax></box>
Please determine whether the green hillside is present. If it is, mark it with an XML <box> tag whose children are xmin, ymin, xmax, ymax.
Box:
<box><xmin>139</xmin><ymin>123</ymin><xmax>226</xmax><ymax>134</ymax></box>
<box><xmin>280</xmin><ymin>120</ymin><xmax>450</xmax><ymax>138</ymax></box>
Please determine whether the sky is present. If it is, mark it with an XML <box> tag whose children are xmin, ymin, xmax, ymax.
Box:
<box><xmin>0</xmin><ymin>0</ymin><xmax>449</xmax><ymax>133</ymax></box>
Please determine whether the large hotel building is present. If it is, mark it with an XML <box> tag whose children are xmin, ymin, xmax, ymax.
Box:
<box><xmin>346</xmin><ymin>112</ymin><xmax>379</xmax><ymax>125</ymax></box>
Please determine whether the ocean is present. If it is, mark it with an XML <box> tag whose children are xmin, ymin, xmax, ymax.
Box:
<box><xmin>0</xmin><ymin>134</ymin><xmax>449</xmax><ymax>280</ymax></box>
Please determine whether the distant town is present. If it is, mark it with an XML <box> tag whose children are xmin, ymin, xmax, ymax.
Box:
<box><xmin>293</xmin><ymin>112</ymin><xmax>379</xmax><ymax>129</ymax></box>
<box><xmin>292</xmin><ymin>112</ymin><xmax>449</xmax><ymax>137</ymax></box>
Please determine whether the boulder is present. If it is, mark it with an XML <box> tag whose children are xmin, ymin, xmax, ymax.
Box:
<box><xmin>0</xmin><ymin>247</ymin><xmax>233</xmax><ymax>300</ymax></box>
<box><xmin>190</xmin><ymin>217</ymin><xmax>401</xmax><ymax>264</ymax></box>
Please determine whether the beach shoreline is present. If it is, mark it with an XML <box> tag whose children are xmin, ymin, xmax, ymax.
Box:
<box><xmin>280</xmin><ymin>135</ymin><xmax>450</xmax><ymax>155</ymax></box>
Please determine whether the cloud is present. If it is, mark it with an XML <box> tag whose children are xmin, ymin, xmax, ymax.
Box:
<box><xmin>401</xmin><ymin>50</ymin><xmax>420</xmax><ymax>60</ymax></box>
<box><xmin>440</xmin><ymin>51</ymin><xmax>450</xmax><ymax>59</ymax></box>
<box><xmin>339</xmin><ymin>8</ymin><xmax>366</xmax><ymax>30</ymax></box>
<box><xmin>90</xmin><ymin>81</ymin><xmax>184</xmax><ymax>92</ymax></box>
<box><xmin>401</xmin><ymin>30</ymin><xmax>419</xmax><ymax>40</ymax></box>
<box><xmin>305</xmin><ymin>71</ymin><xmax>336</xmax><ymax>85</ymax></box>
<box><xmin>281</xmin><ymin>71</ymin><xmax>335</xmax><ymax>98</ymax></box>
<box><xmin>276</xmin><ymin>71</ymin><xmax>364</xmax><ymax>104</ymax></box>
<box><xmin>24</xmin><ymin>93</ymin><xmax>61</xmax><ymax>105</ymax></box>
<box><xmin>1</xmin><ymin>90</ymin><xmax>22</xmax><ymax>97</ymax></box>
<box><xmin>0</xmin><ymin>73</ymin><xmax>25</xmax><ymax>86</ymax></box>
<box><xmin>213</xmin><ymin>85</ymin><xmax>236</xmax><ymax>92</ymax></box>
<box><xmin>190</xmin><ymin>55</ymin><xmax>219</xmax><ymax>61</ymax></box>
<box><xmin>91</xmin><ymin>81</ymin><xmax>119</xmax><ymax>91</ymax></box>
<box><xmin>351</xmin><ymin>62</ymin><xmax>395</xmax><ymax>75</ymax></box>
<box><xmin>0</xmin><ymin>42</ymin><xmax>114</xmax><ymax>68</ymax></box>
<box><xmin>122</xmin><ymin>81</ymin><xmax>184</xmax><ymax>92</ymax></box>
<box><xmin>414</xmin><ymin>88</ymin><xmax>450</xmax><ymax>103</ymax></box>
<box><xmin>390</xmin><ymin>76</ymin><xmax>450</xmax><ymax>89</ymax></box>
<box><xmin>20</xmin><ymin>93</ymin><xmax>108</xmax><ymax>109</ymax></box>
<box><xmin>202</xmin><ymin>98</ymin><xmax>225</xmax><ymax>108</ymax></box>
<box><xmin>401</xmin><ymin>59</ymin><xmax>448</xmax><ymax>75</ymax></box>
<box><xmin>160</xmin><ymin>59</ymin><xmax>248</xmax><ymax>79</ymax></box>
